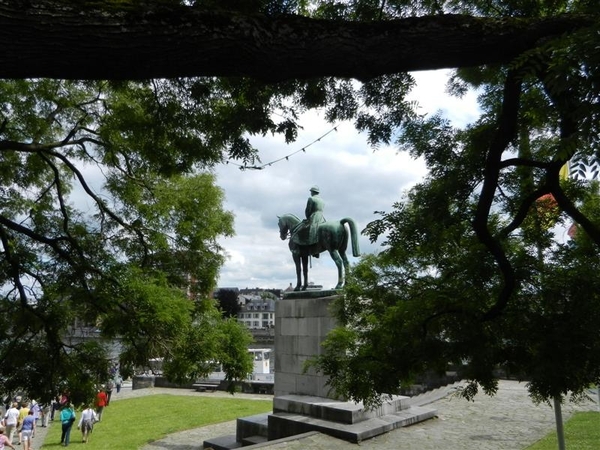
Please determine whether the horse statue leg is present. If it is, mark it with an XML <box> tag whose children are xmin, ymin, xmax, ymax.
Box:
<box><xmin>301</xmin><ymin>254</ymin><xmax>309</xmax><ymax>291</ymax></box>
<box><xmin>293</xmin><ymin>253</ymin><xmax>302</xmax><ymax>291</ymax></box>
<box><xmin>340</xmin><ymin>249</ymin><xmax>350</xmax><ymax>282</ymax></box>
<box><xmin>328</xmin><ymin>249</ymin><xmax>345</xmax><ymax>289</ymax></box>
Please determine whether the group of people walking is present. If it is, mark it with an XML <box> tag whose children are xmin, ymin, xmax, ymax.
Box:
<box><xmin>1</xmin><ymin>374</ymin><xmax>123</xmax><ymax>448</ymax></box>
<box><xmin>58</xmin><ymin>378</ymin><xmax>121</xmax><ymax>447</ymax></box>
<box><xmin>57</xmin><ymin>399</ymin><xmax>97</xmax><ymax>446</ymax></box>
<box><xmin>0</xmin><ymin>398</ymin><xmax>45</xmax><ymax>450</ymax></box>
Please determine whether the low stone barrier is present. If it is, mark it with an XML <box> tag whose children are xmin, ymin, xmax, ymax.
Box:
<box><xmin>132</xmin><ymin>375</ymin><xmax>155</xmax><ymax>390</ymax></box>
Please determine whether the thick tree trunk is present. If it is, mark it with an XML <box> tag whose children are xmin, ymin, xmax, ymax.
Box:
<box><xmin>0</xmin><ymin>1</ymin><xmax>595</xmax><ymax>81</ymax></box>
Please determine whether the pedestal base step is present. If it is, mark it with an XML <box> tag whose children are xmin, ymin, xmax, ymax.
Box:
<box><xmin>268</xmin><ymin>404</ymin><xmax>437</xmax><ymax>443</ymax></box>
<box><xmin>204</xmin><ymin>432</ymin><xmax>320</xmax><ymax>450</ymax></box>
<box><xmin>203</xmin><ymin>434</ymin><xmax>242</xmax><ymax>450</ymax></box>
<box><xmin>274</xmin><ymin>394</ymin><xmax>411</xmax><ymax>424</ymax></box>
<box><xmin>236</xmin><ymin>413</ymin><xmax>270</xmax><ymax>441</ymax></box>
<box><xmin>241</xmin><ymin>435</ymin><xmax>268</xmax><ymax>446</ymax></box>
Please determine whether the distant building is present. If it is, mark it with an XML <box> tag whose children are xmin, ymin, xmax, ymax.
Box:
<box><xmin>213</xmin><ymin>286</ymin><xmax>282</xmax><ymax>338</ymax></box>
<box><xmin>237</xmin><ymin>294</ymin><xmax>276</xmax><ymax>329</ymax></box>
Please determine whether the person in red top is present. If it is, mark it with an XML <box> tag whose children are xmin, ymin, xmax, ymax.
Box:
<box><xmin>94</xmin><ymin>389</ymin><xmax>108</xmax><ymax>422</ymax></box>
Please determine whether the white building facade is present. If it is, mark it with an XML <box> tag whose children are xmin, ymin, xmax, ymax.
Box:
<box><xmin>237</xmin><ymin>294</ymin><xmax>276</xmax><ymax>329</ymax></box>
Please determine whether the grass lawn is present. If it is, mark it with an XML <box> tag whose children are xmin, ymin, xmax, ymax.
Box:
<box><xmin>41</xmin><ymin>394</ymin><xmax>272</xmax><ymax>449</ymax></box>
<box><xmin>525</xmin><ymin>411</ymin><xmax>600</xmax><ymax>450</ymax></box>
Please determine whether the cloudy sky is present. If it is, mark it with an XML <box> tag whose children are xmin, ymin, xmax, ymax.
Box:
<box><xmin>213</xmin><ymin>70</ymin><xmax>480</xmax><ymax>291</ymax></box>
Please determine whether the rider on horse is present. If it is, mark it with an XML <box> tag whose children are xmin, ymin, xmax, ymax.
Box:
<box><xmin>291</xmin><ymin>186</ymin><xmax>326</xmax><ymax>255</ymax></box>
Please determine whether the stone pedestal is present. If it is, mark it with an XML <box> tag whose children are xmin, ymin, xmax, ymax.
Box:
<box><xmin>274</xmin><ymin>291</ymin><xmax>341</xmax><ymax>399</ymax></box>
<box><xmin>204</xmin><ymin>290</ymin><xmax>437</xmax><ymax>449</ymax></box>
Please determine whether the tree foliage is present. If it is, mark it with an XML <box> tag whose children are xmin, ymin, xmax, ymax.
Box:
<box><xmin>215</xmin><ymin>288</ymin><xmax>242</xmax><ymax>318</ymax></box>
<box><xmin>310</xmin><ymin>0</ymin><xmax>600</xmax><ymax>406</ymax></box>
<box><xmin>0</xmin><ymin>78</ymin><xmax>256</xmax><ymax>405</ymax></box>
<box><xmin>161</xmin><ymin>299</ymin><xmax>254</xmax><ymax>393</ymax></box>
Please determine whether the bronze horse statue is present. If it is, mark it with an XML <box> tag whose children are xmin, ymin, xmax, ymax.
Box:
<box><xmin>277</xmin><ymin>213</ymin><xmax>360</xmax><ymax>291</ymax></box>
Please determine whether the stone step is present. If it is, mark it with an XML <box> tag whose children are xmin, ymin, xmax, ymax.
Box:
<box><xmin>236</xmin><ymin>413</ymin><xmax>270</xmax><ymax>440</ymax></box>
<box><xmin>241</xmin><ymin>435</ymin><xmax>268</xmax><ymax>446</ymax></box>
<box><xmin>273</xmin><ymin>394</ymin><xmax>410</xmax><ymax>425</ymax></box>
<box><xmin>203</xmin><ymin>434</ymin><xmax>242</xmax><ymax>450</ymax></box>
<box><xmin>268</xmin><ymin>404</ymin><xmax>437</xmax><ymax>443</ymax></box>
<box><xmin>206</xmin><ymin>431</ymin><xmax>321</xmax><ymax>450</ymax></box>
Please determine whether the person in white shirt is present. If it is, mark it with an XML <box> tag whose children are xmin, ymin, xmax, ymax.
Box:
<box><xmin>77</xmin><ymin>405</ymin><xmax>97</xmax><ymax>443</ymax></box>
<box><xmin>3</xmin><ymin>403</ymin><xmax>19</xmax><ymax>445</ymax></box>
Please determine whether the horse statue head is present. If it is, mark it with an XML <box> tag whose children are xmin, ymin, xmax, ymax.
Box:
<box><xmin>277</xmin><ymin>214</ymin><xmax>301</xmax><ymax>242</ymax></box>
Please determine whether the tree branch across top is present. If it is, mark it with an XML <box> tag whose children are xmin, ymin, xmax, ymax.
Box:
<box><xmin>0</xmin><ymin>0</ymin><xmax>595</xmax><ymax>81</ymax></box>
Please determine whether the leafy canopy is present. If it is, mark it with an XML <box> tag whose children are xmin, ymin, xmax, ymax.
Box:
<box><xmin>306</xmin><ymin>0</ymin><xmax>600</xmax><ymax>407</ymax></box>
<box><xmin>0</xmin><ymin>78</ymin><xmax>258</xmax><ymax>404</ymax></box>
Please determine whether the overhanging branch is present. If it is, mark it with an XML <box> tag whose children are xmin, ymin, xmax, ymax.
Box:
<box><xmin>0</xmin><ymin>1</ymin><xmax>596</xmax><ymax>81</ymax></box>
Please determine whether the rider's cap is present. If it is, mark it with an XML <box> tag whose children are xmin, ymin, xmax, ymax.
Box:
<box><xmin>310</xmin><ymin>185</ymin><xmax>320</xmax><ymax>193</ymax></box>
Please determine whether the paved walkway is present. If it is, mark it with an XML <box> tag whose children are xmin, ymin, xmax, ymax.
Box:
<box><xmin>140</xmin><ymin>381</ymin><xmax>599</xmax><ymax>450</ymax></box>
<box><xmin>34</xmin><ymin>380</ymin><xmax>599</xmax><ymax>450</ymax></box>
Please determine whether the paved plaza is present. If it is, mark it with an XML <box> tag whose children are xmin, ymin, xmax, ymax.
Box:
<box><xmin>139</xmin><ymin>380</ymin><xmax>598</xmax><ymax>450</ymax></box>
<box><xmin>31</xmin><ymin>380</ymin><xmax>598</xmax><ymax>450</ymax></box>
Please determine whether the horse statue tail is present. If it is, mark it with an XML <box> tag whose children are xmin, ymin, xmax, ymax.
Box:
<box><xmin>341</xmin><ymin>218</ymin><xmax>361</xmax><ymax>257</ymax></box>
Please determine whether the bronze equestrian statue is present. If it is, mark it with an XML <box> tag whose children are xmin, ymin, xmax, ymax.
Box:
<box><xmin>277</xmin><ymin>187</ymin><xmax>360</xmax><ymax>291</ymax></box>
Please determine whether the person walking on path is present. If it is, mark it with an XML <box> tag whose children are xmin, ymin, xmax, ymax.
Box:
<box><xmin>3</xmin><ymin>403</ymin><xmax>19</xmax><ymax>445</ymax></box>
<box><xmin>58</xmin><ymin>391</ymin><xmax>69</xmax><ymax>411</ymax></box>
<box><xmin>105</xmin><ymin>380</ymin><xmax>114</xmax><ymax>406</ymax></box>
<box><xmin>0</xmin><ymin>427</ymin><xmax>16</xmax><ymax>450</ymax></box>
<box><xmin>94</xmin><ymin>389</ymin><xmax>108</xmax><ymax>422</ymax></box>
<box><xmin>50</xmin><ymin>395</ymin><xmax>60</xmax><ymax>422</ymax></box>
<box><xmin>115</xmin><ymin>375</ymin><xmax>123</xmax><ymax>394</ymax></box>
<box><xmin>77</xmin><ymin>404</ymin><xmax>97</xmax><ymax>444</ymax></box>
<box><xmin>19</xmin><ymin>410</ymin><xmax>35</xmax><ymax>450</ymax></box>
<box><xmin>40</xmin><ymin>403</ymin><xmax>50</xmax><ymax>428</ymax></box>
<box><xmin>30</xmin><ymin>402</ymin><xmax>41</xmax><ymax>426</ymax></box>
<box><xmin>59</xmin><ymin>404</ymin><xmax>76</xmax><ymax>447</ymax></box>
<box><xmin>16</xmin><ymin>402</ymin><xmax>30</xmax><ymax>446</ymax></box>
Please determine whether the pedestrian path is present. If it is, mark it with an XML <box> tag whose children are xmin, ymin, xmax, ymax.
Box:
<box><xmin>29</xmin><ymin>417</ymin><xmax>50</xmax><ymax>450</ymax></box>
<box><xmin>30</xmin><ymin>380</ymin><xmax>599</xmax><ymax>450</ymax></box>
